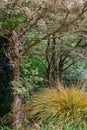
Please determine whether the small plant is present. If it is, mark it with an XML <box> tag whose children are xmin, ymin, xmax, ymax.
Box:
<box><xmin>26</xmin><ymin>122</ymin><xmax>87</xmax><ymax>130</ymax></box>
<box><xmin>0</xmin><ymin>126</ymin><xmax>10</xmax><ymax>130</ymax></box>
<box><xmin>25</xmin><ymin>83</ymin><xmax>87</xmax><ymax>128</ymax></box>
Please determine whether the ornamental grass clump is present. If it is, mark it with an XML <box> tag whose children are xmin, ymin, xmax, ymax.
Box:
<box><xmin>25</xmin><ymin>84</ymin><xmax>87</xmax><ymax>127</ymax></box>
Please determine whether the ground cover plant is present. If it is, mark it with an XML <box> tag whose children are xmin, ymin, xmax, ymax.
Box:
<box><xmin>24</xmin><ymin>83</ymin><xmax>87</xmax><ymax>129</ymax></box>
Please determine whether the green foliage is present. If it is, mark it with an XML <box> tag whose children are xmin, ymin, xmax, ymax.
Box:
<box><xmin>63</xmin><ymin>62</ymin><xmax>87</xmax><ymax>85</ymax></box>
<box><xmin>19</xmin><ymin>55</ymin><xmax>47</xmax><ymax>102</ymax></box>
<box><xmin>0</xmin><ymin>1</ymin><xmax>26</xmax><ymax>35</ymax></box>
<box><xmin>29</xmin><ymin>122</ymin><xmax>87</xmax><ymax>130</ymax></box>
<box><xmin>3</xmin><ymin>14</ymin><xmax>24</xmax><ymax>31</ymax></box>
<box><xmin>23</xmin><ymin>33</ymin><xmax>39</xmax><ymax>47</ymax></box>
<box><xmin>0</xmin><ymin>126</ymin><xmax>10</xmax><ymax>130</ymax></box>
<box><xmin>1</xmin><ymin>123</ymin><xmax>87</xmax><ymax>130</ymax></box>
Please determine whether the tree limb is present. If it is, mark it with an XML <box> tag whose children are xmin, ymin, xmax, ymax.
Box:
<box><xmin>63</xmin><ymin>59</ymin><xmax>80</xmax><ymax>71</ymax></box>
<box><xmin>21</xmin><ymin>12</ymin><xmax>69</xmax><ymax>57</ymax></box>
<box><xmin>21</xmin><ymin>4</ymin><xmax>87</xmax><ymax>57</ymax></box>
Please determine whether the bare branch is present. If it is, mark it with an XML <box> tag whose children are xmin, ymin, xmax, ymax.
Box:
<box><xmin>63</xmin><ymin>59</ymin><xmax>80</xmax><ymax>71</ymax></box>
<box><xmin>30</xmin><ymin>51</ymin><xmax>45</xmax><ymax>56</ymax></box>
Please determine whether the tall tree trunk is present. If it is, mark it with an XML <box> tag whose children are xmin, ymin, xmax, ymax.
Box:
<box><xmin>46</xmin><ymin>38</ymin><xmax>51</xmax><ymax>88</ymax></box>
<box><xmin>12</xmin><ymin>59</ymin><xmax>23</xmax><ymax>128</ymax></box>
<box><xmin>46</xmin><ymin>36</ymin><xmax>56</xmax><ymax>88</ymax></box>
<box><xmin>50</xmin><ymin>35</ymin><xmax>56</xmax><ymax>87</ymax></box>
<box><xmin>59</xmin><ymin>55</ymin><xmax>63</xmax><ymax>83</ymax></box>
<box><xmin>11</xmin><ymin>31</ymin><xmax>24</xmax><ymax>129</ymax></box>
<box><xmin>59</xmin><ymin>62</ymin><xmax>62</xmax><ymax>83</ymax></box>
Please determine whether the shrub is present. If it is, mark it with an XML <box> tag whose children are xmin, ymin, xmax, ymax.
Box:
<box><xmin>29</xmin><ymin>122</ymin><xmax>87</xmax><ymax>130</ymax></box>
<box><xmin>0</xmin><ymin>125</ymin><xmax>10</xmax><ymax>130</ymax></box>
<box><xmin>25</xmin><ymin>83</ymin><xmax>87</xmax><ymax>128</ymax></box>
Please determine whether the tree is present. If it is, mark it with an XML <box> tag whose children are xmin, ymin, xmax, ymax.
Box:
<box><xmin>45</xmin><ymin>31</ymin><xmax>87</xmax><ymax>86</ymax></box>
<box><xmin>0</xmin><ymin>0</ymin><xmax>87</xmax><ymax>128</ymax></box>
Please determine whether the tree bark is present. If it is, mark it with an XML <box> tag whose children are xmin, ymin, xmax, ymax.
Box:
<box><xmin>59</xmin><ymin>62</ymin><xmax>62</xmax><ymax>83</ymax></box>
<box><xmin>59</xmin><ymin>55</ymin><xmax>63</xmax><ymax>83</ymax></box>
<box><xmin>11</xmin><ymin>31</ymin><xmax>24</xmax><ymax>129</ymax></box>
<box><xmin>46</xmin><ymin>36</ymin><xmax>56</xmax><ymax>88</ymax></box>
<box><xmin>12</xmin><ymin>59</ymin><xmax>23</xmax><ymax>128</ymax></box>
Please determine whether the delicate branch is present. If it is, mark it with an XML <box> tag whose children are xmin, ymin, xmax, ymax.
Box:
<box><xmin>75</xmin><ymin>39</ymin><xmax>82</xmax><ymax>47</ymax></box>
<box><xmin>63</xmin><ymin>59</ymin><xmax>80</xmax><ymax>71</ymax></box>
<box><xmin>64</xmin><ymin>58</ymin><xmax>70</xmax><ymax>65</ymax></box>
<box><xmin>30</xmin><ymin>51</ymin><xmax>45</xmax><ymax>56</ymax></box>
<box><xmin>61</xmin><ymin>55</ymin><xmax>68</xmax><ymax>62</ymax></box>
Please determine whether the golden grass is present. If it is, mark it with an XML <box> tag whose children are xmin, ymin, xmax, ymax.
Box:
<box><xmin>24</xmin><ymin>83</ymin><xmax>87</xmax><ymax>124</ymax></box>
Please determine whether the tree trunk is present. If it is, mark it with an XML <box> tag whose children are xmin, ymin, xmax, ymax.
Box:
<box><xmin>12</xmin><ymin>59</ymin><xmax>23</xmax><ymax>128</ymax></box>
<box><xmin>46</xmin><ymin>36</ymin><xmax>56</xmax><ymax>88</ymax></box>
<box><xmin>59</xmin><ymin>55</ymin><xmax>63</xmax><ymax>83</ymax></box>
<box><xmin>11</xmin><ymin>31</ymin><xmax>24</xmax><ymax>129</ymax></box>
<box><xmin>59</xmin><ymin>62</ymin><xmax>62</xmax><ymax>83</ymax></box>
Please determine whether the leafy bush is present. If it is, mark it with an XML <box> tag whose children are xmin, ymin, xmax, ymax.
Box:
<box><xmin>0</xmin><ymin>125</ymin><xmax>10</xmax><ymax>130</ymax></box>
<box><xmin>25</xmin><ymin>83</ymin><xmax>87</xmax><ymax>128</ymax></box>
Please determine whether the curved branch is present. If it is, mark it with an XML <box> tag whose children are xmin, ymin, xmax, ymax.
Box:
<box><xmin>21</xmin><ymin>4</ymin><xmax>87</xmax><ymax>57</ymax></box>
<box><xmin>63</xmin><ymin>59</ymin><xmax>80</xmax><ymax>71</ymax></box>
<box><xmin>21</xmin><ymin>12</ymin><xmax>69</xmax><ymax>57</ymax></box>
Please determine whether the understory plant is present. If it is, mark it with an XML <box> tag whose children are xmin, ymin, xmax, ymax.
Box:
<box><xmin>24</xmin><ymin>83</ymin><xmax>87</xmax><ymax>129</ymax></box>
